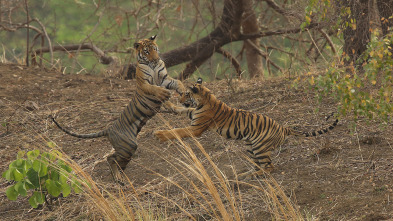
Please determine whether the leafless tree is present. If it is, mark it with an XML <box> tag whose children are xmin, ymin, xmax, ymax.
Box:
<box><xmin>1</xmin><ymin>0</ymin><xmax>332</xmax><ymax>80</ymax></box>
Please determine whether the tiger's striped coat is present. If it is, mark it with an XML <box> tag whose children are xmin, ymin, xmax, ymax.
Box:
<box><xmin>155</xmin><ymin>78</ymin><xmax>338</xmax><ymax>176</ymax></box>
<box><xmin>52</xmin><ymin>36</ymin><xmax>185</xmax><ymax>184</ymax></box>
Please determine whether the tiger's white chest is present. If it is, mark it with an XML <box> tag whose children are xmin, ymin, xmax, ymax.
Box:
<box><xmin>139</xmin><ymin>61</ymin><xmax>167</xmax><ymax>86</ymax></box>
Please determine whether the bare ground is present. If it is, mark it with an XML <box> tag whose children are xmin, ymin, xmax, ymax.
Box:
<box><xmin>0</xmin><ymin>63</ymin><xmax>392</xmax><ymax>220</ymax></box>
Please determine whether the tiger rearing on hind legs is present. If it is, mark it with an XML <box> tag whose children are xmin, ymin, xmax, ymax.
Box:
<box><xmin>52</xmin><ymin>35</ymin><xmax>185</xmax><ymax>184</ymax></box>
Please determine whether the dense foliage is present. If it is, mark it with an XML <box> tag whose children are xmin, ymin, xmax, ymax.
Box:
<box><xmin>313</xmin><ymin>31</ymin><xmax>392</xmax><ymax>123</ymax></box>
<box><xmin>2</xmin><ymin>147</ymin><xmax>82</xmax><ymax>208</ymax></box>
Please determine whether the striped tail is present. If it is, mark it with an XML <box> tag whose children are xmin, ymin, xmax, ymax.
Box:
<box><xmin>51</xmin><ymin>117</ymin><xmax>108</xmax><ymax>139</ymax></box>
<box><xmin>287</xmin><ymin>115</ymin><xmax>338</xmax><ymax>137</ymax></box>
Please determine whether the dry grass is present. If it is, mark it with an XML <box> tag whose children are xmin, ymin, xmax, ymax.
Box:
<box><xmin>38</xmin><ymin>114</ymin><xmax>305</xmax><ymax>221</ymax></box>
<box><xmin>0</xmin><ymin>77</ymin><xmax>305</xmax><ymax>220</ymax></box>
<box><xmin>0</xmin><ymin>45</ymin><xmax>25</xmax><ymax>64</ymax></box>
<box><xmin>4</xmin><ymin>114</ymin><xmax>306</xmax><ymax>220</ymax></box>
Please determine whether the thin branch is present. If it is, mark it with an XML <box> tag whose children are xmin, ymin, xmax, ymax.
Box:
<box><xmin>0</xmin><ymin>19</ymin><xmax>53</xmax><ymax>65</ymax></box>
<box><xmin>32</xmin><ymin>43</ymin><xmax>117</xmax><ymax>65</ymax></box>
<box><xmin>0</xmin><ymin>22</ymin><xmax>41</xmax><ymax>33</ymax></box>
<box><xmin>25</xmin><ymin>0</ymin><xmax>29</xmax><ymax>66</ymax></box>
<box><xmin>262</xmin><ymin>0</ymin><xmax>303</xmax><ymax>20</ymax></box>
<box><xmin>313</xmin><ymin>41</ymin><xmax>328</xmax><ymax>61</ymax></box>
<box><xmin>30</xmin><ymin>18</ymin><xmax>53</xmax><ymax>65</ymax></box>
<box><xmin>30</xmin><ymin>33</ymin><xmax>45</xmax><ymax>66</ymax></box>
<box><xmin>319</xmin><ymin>29</ymin><xmax>337</xmax><ymax>56</ymax></box>
<box><xmin>306</xmin><ymin>29</ymin><xmax>327</xmax><ymax>62</ymax></box>
<box><xmin>245</xmin><ymin>39</ymin><xmax>283</xmax><ymax>73</ymax></box>
<box><xmin>0</xmin><ymin>0</ymin><xmax>2</xmax><ymax>23</ymax></box>
<box><xmin>265</xmin><ymin>45</ymin><xmax>296</xmax><ymax>57</ymax></box>
<box><xmin>264</xmin><ymin>45</ymin><xmax>310</xmax><ymax>65</ymax></box>
<box><xmin>178</xmin><ymin>56</ymin><xmax>209</xmax><ymax>81</ymax></box>
<box><xmin>215</xmin><ymin>48</ymin><xmax>242</xmax><ymax>77</ymax></box>
<box><xmin>72</xmin><ymin>13</ymin><xmax>104</xmax><ymax>70</ymax></box>
<box><xmin>284</xmin><ymin>35</ymin><xmax>312</xmax><ymax>43</ymax></box>
<box><xmin>238</xmin><ymin>22</ymin><xmax>320</xmax><ymax>40</ymax></box>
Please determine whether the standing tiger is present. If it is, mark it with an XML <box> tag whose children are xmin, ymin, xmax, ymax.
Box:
<box><xmin>154</xmin><ymin>78</ymin><xmax>338</xmax><ymax>176</ymax></box>
<box><xmin>52</xmin><ymin>35</ymin><xmax>185</xmax><ymax>184</ymax></box>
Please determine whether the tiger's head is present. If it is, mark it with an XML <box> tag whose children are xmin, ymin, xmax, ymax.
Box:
<box><xmin>134</xmin><ymin>35</ymin><xmax>160</xmax><ymax>67</ymax></box>
<box><xmin>180</xmin><ymin>78</ymin><xmax>211</xmax><ymax>107</ymax></box>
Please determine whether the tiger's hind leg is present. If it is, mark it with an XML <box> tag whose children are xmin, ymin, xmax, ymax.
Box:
<box><xmin>239</xmin><ymin>142</ymin><xmax>274</xmax><ymax>178</ymax></box>
<box><xmin>107</xmin><ymin>153</ymin><xmax>132</xmax><ymax>186</ymax></box>
<box><xmin>107</xmin><ymin>136</ymin><xmax>138</xmax><ymax>185</ymax></box>
<box><xmin>253</xmin><ymin>146</ymin><xmax>274</xmax><ymax>174</ymax></box>
<box><xmin>254</xmin><ymin>152</ymin><xmax>274</xmax><ymax>176</ymax></box>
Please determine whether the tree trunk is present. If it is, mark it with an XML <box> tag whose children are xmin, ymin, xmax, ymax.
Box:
<box><xmin>339</xmin><ymin>0</ymin><xmax>370</xmax><ymax>64</ymax></box>
<box><xmin>242</xmin><ymin>0</ymin><xmax>264</xmax><ymax>78</ymax></box>
<box><xmin>376</xmin><ymin>0</ymin><xmax>393</xmax><ymax>36</ymax></box>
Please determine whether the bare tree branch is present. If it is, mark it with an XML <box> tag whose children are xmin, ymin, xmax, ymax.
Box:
<box><xmin>31</xmin><ymin>18</ymin><xmax>53</xmax><ymax>65</ymax></box>
<box><xmin>306</xmin><ymin>29</ymin><xmax>327</xmax><ymax>62</ymax></box>
<box><xmin>246</xmin><ymin>39</ymin><xmax>283</xmax><ymax>73</ymax></box>
<box><xmin>238</xmin><ymin>22</ymin><xmax>320</xmax><ymax>40</ymax></box>
<box><xmin>125</xmin><ymin>21</ymin><xmax>321</xmax><ymax>79</ymax></box>
<box><xmin>25</xmin><ymin>0</ymin><xmax>29</xmax><ymax>66</ymax></box>
<box><xmin>0</xmin><ymin>19</ymin><xmax>53</xmax><ymax>64</ymax></box>
<box><xmin>72</xmin><ymin>13</ymin><xmax>104</xmax><ymax>70</ymax></box>
<box><xmin>319</xmin><ymin>29</ymin><xmax>337</xmax><ymax>56</ymax></box>
<box><xmin>264</xmin><ymin>45</ymin><xmax>310</xmax><ymax>65</ymax></box>
<box><xmin>261</xmin><ymin>0</ymin><xmax>303</xmax><ymax>20</ymax></box>
<box><xmin>215</xmin><ymin>48</ymin><xmax>242</xmax><ymax>77</ymax></box>
<box><xmin>31</xmin><ymin>43</ymin><xmax>117</xmax><ymax>65</ymax></box>
<box><xmin>0</xmin><ymin>22</ymin><xmax>41</xmax><ymax>34</ymax></box>
<box><xmin>175</xmin><ymin>0</ymin><xmax>243</xmax><ymax>80</ymax></box>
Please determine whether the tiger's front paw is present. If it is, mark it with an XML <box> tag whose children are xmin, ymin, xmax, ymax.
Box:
<box><xmin>163</xmin><ymin>101</ymin><xmax>175</xmax><ymax>111</ymax></box>
<box><xmin>177</xmin><ymin>82</ymin><xmax>186</xmax><ymax>96</ymax></box>
<box><xmin>154</xmin><ymin>130</ymin><xmax>170</xmax><ymax>142</ymax></box>
<box><xmin>156</xmin><ymin>87</ymin><xmax>171</xmax><ymax>102</ymax></box>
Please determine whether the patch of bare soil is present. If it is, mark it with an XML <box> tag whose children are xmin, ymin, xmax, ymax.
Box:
<box><xmin>0</xmin><ymin>63</ymin><xmax>392</xmax><ymax>220</ymax></box>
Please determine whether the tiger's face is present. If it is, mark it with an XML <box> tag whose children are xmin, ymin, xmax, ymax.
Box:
<box><xmin>180</xmin><ymin>78</ymin><xmax>208</xmax><ymax>107</ymax></box>
<box><xmin>179</xmin><ymin>92</ymin><xmax>196</xmax><ymax>107</ymax></box>
<box><xmin>134</xmin><ymin>35</ymin><xmax>160</xmax><ymax>67</ymax></box>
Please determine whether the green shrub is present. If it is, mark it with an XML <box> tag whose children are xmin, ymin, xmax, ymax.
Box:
<box><xmin>2</xmin><ymin>148</ymin><xmax>82</xmax><ymax>208</ymax></box>
<box><xmin>309</xmin><ymin>31</ymin><xmax>392</xmax><ymax>124</ymax></box>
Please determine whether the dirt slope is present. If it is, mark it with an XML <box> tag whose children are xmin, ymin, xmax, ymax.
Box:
<box><xmin>0</xmin><ymin>63</ymin><xmax>392</xmax><ymax>220</ymax></box>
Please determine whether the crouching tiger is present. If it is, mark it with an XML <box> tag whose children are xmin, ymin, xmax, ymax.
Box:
<box><xmin>52</xmin><ymin>35</ymin><xmax>185</xmax><ymax>184</ymax></box>
<box><xmin>154</xmin><ymin>78</ymin><xmax>338</xmax><ymax>177</ymax></box>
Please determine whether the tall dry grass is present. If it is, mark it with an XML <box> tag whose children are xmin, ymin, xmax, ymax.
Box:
<box><xmin>48</xmin><ymin>116</ymin><xmax>307</xmax><ymax>220</ymax></box>
<box><xmin>53</xmin><ymin>142</ymin><xmax>305</xmax><ymax>220</ymax></box>
<box><xmin>0</xmin><ymin>44</ymin><xmax>25</xmax><ymax>64</ymax></box>
<box><xmin>1</xmin><ymin>99</ymin><xmax>307</xmax><ymax>220</ymax></box>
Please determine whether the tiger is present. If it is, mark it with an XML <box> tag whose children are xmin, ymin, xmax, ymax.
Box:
<box><xmin>134</xmin><ymin>35</ymin><xmax>185</xmax><ymax>99</ymax></box>
<box><xmin>154</xmin><ymin>78</ymin><xmax>338</xmax><ymax>176</ymax></box>
<box><xmin>52</xmin><ymin>35</ymin><xmax>185</xmax><ymax>184</ymax></box>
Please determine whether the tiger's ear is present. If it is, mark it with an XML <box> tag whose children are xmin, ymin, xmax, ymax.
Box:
<box><xmin>196</xmin><ymin>77</ymin><xmax>203</xmax><ymax>84</ymax></box>
<box><xmin>150</xmin><ymin>35</ymin><xmax>157</xmax><ymax>41</ymax></box>
<box><xmin>134</xmin><ymin>42</ymin><xmax>141</xmax><ymax>49</ymax></box>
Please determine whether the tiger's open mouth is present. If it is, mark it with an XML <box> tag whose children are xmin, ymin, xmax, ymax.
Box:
<box><xmin>181</xmin><ymin>98</ymin><xmax>196</xmax><ymax>108</ymax></box>
<box><xmin>183</xmin><ymin>102</ymin><xmax>191</xmax><ymax>108</ymax></box>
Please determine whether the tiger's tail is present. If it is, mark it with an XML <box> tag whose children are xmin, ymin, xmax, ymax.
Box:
<box><xmin>51</xmin><ymin>116</ymin><xmax>108</xmax><ymax>138</ymax></box>
<box><xmin>287</xmin><ymin>113</ymin><xmax>338</xmax><ymax>137</ymax></box>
